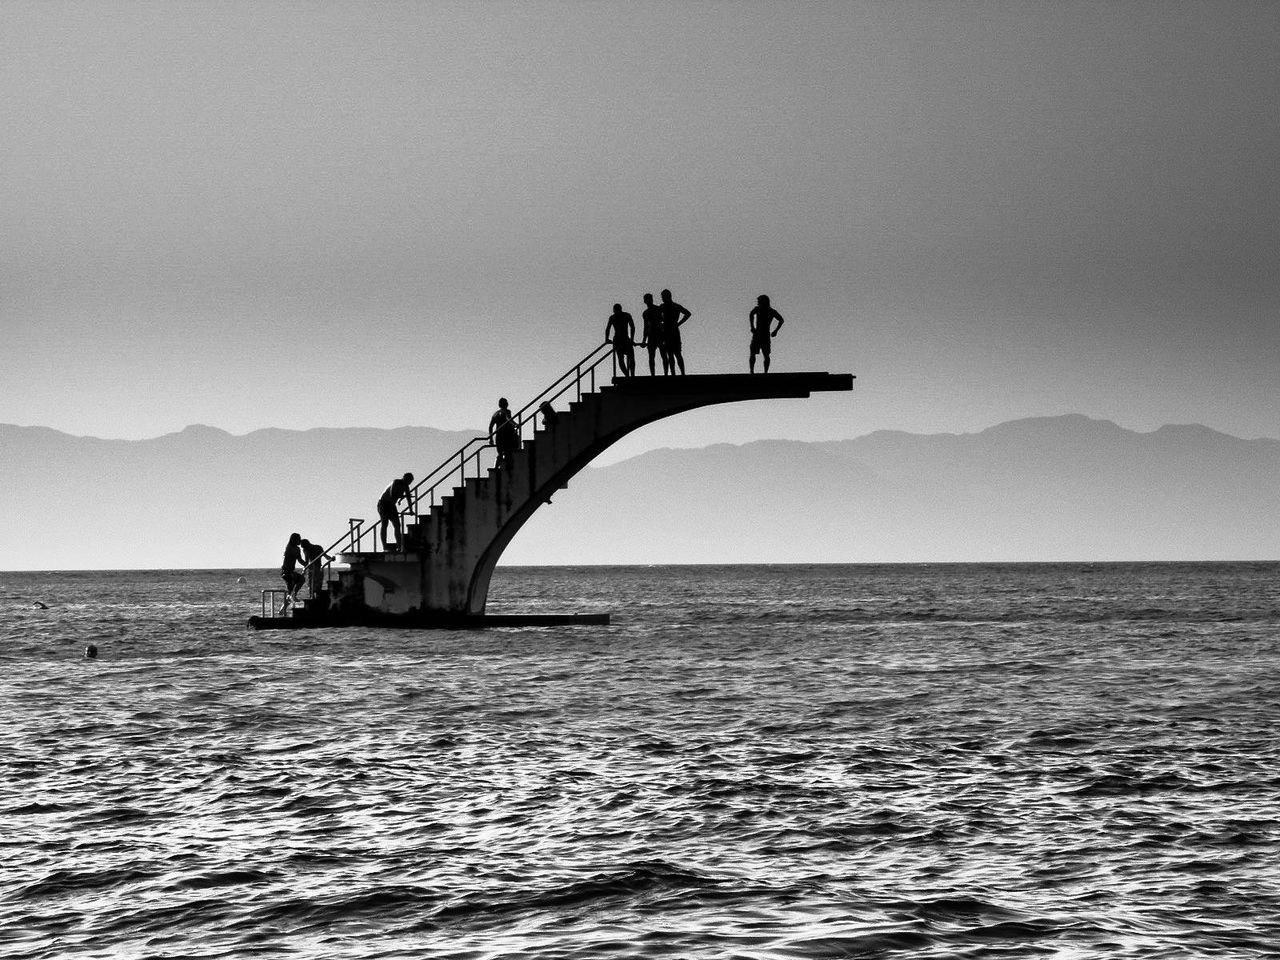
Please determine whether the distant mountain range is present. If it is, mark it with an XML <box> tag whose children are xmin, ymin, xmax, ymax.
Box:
<box><xmin>2</xmin><ymin>416</ymin><xmax>1277</xmax><ymax>569</ymax></box>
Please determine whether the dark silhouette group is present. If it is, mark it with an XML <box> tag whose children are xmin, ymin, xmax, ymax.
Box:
<box><xmin>606</xmin><ymin>291</ymin><xmax>787</xmax><ymax>376</ymax></box>
<box><xmin>279</xmin><ymin>531</ymin><xmax>334</xmax><ymax>608</ymax></box>
<box><xmin>607</xmin><ymin>288</ymin><xmax>692</xmax><ymax>377</ymax></box>
<box><xmin>275</xmin><ymin>292</ymin><xmax>792</xmax><ymax>605</ymax></box>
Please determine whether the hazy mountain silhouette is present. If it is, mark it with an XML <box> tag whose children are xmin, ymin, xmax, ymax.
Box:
<box><xmin>0</xmin><ymin>424</ymin><xmax>475</xmax><ymax>569</ymax></box>
<box><xmin>507</xmin><ymin>415</ymin><xmax>1280</xmax><ymax>564</ymax></box>
<box><xmin>2</xmin><ymin>415</ymin><xmax>1276</xmax><ymax>569</ymax></box>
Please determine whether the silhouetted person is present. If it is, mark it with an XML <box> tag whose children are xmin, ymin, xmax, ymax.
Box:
<box><xmin>490</xmin><ymin>397</ymin><xmax>519</xmax><ymax>469</ymax></box>
<box><xmin>84</xmin><ymin>644</ymin><xmax>98</xmax><ymax>659</ymax></box>
<box><xmin>281</xmin><ymin>532</ymin><xmax>305</xmax><ymax>608</ymax></box>
<box><xmin>640</xmin><ymin>292</ymin><xmax>664</xmax><ymax>375</ymax></box>
<box><xmin>539</xmin><ymin>401</ymin><xmax>559</xmax><ymax>428</ymax></box>
<box><xmin>749</xmin><ymin>294</ymin><xmax>785</xmax><ymax>373</ymax></box>
<box><xmin>378</xmin><ymin>473</ymin><xmax>414</xmax><ymax>552</ymax></box>
<box><xmin>299</xmin><ymin>538</ymin><xmax>332</xmax><ymax>599</ymax></box>
<box><xmin>605</xmin><ymin>303</ymin><xmax>636</xmax><ymax>377</ymax></box>
<box><xmin>659</xmin><ymin>289</ymin><xmax>691</xmax><ymax>375</ymax></box>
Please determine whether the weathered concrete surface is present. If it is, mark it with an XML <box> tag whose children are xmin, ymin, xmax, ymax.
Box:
<box><xmin>336</xmin><ymin>372</ymin><xmax>853</xmax><ymax>618</ymax></box>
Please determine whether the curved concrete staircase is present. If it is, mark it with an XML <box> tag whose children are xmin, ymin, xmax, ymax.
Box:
<box><xmin>251</xmin><ymin>340</ymin><xmax>852</xmax><ymax>629</ymax></box>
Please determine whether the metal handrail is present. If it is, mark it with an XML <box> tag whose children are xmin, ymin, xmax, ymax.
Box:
<box><xmin>261</xmin><ymin>588</ymin><xmax>289</xmax><ymax>618</ymax></box>
<box><xmin>292</xmin><ymin>338</ymin><xmax>619</xmax><ymax>604</ymax></box>
<box><xmin>288</xmin><ymin>312</ymin><xmax>689</xmax><ymax>615</ymax></box>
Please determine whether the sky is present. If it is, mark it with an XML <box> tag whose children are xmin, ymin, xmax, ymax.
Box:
<box><xmin>3</xmin><ymin>0</ymin><xmax>1278</xmax><ymax>462</ymax></box>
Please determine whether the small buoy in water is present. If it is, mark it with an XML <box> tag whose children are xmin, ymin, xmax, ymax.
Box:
<box><xmin>84</xmin><ymin>644</ymin><xmax>98</xmax><ymax>659</ymax></box>
<box><xmin>236</xmin><ymin>577</ymin><xmax>247</xmax><ymax>584</ymax></box>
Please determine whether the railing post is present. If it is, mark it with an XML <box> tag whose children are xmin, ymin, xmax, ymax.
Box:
<box><xmin>576</xmin><ymin>364</ymin><xmax>582</xmax><ymax>402</ymax></box>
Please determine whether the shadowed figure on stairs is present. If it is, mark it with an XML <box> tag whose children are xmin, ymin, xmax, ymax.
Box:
<box><xmin>490</xmin><ymin>397</ymin><xmax>519</xmax><ymax>469</ymax></box>
<box><xmin>299</xmin><ymin>538</ymin><xmax>333</xmax><ymax>599</ymax></box>
<box><xmin>280</xmin><ymin>532</ymin><xmax>304</xmax><ymax>609</ymax></box>
<box><xmin>605</xmin><ymin>303</ymin><xmax>636</xmax><ymax>378</ymax></box>
<box><xmin>378</xmin><ymin>472</ymin><xmax>414</xmax><ymax>551</ymax></box>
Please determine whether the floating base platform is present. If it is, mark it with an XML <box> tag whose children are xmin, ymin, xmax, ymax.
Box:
<box><xmin>247</xmin><ymin>611</ymin><xmax>610</xmax><ymax>631</ymax></box>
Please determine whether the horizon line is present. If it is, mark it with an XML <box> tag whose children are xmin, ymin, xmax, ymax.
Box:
<box><xmin>3</xmin><ymin>414</ymin><xmax>1277</xmax><ymax>446</ymax></box>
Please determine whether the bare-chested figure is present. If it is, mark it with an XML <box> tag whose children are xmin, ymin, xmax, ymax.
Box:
<box><xmin>640</xmin><ymin>292</ymin><xmax>664</xmax><ymax>375</ymax></box>
<box><xmin>749</xmin><ymin>294</ymin><xmax>785</xmax><ymax>373</ymax></box>
<box><xmin>659</xmin><ymin>289</ymin><xmax>691</xmax><ymax>375</ymax></box>
<box><xmin>605</xmin><ymin>303</ymin><xmax>636</xmax><ymax>377</ymax></box>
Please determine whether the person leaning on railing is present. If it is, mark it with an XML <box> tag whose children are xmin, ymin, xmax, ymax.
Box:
<box><xmin>377</xmin><ymin>472</ymin><xmax>414</xmax><ymax>552</ymax></box>
<box><xmin>299</xmin><ymin>538</ymin><xmax>333</xmax><ymax>598</ymax></box>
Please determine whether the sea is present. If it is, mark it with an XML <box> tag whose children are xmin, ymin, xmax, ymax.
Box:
<box><xmin>1</xmin><ymin>563</ymin><xmax>1278</xmax><ymax>959</ymax></box>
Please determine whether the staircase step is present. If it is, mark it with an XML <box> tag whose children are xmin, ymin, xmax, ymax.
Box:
<box><xmin>337</xmin><ymin>550</ymin><xmax>422</xmax><ymax>563</ymax></box>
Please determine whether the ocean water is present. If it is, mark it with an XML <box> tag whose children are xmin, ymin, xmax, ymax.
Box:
<box><xmin>1</xmin><ymin>562</ymin><xmax>1278</xmax><ymax>959</ymax></box>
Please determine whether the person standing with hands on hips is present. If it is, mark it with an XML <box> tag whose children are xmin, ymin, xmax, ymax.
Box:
<box><xmin>748</xmin><ymin>294</ymin><xmax>785</xmax><ymax>373</ymax></box>
<box><xmin>659</xmin><ymin>289</ymin><xmax>691</xmax><ymax>375</ymax></box>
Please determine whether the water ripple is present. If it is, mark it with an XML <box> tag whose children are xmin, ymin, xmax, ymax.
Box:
<box><xmin>1</xmin><ymin>563</ymin><xmax>1278</xmax><ymax>958</ymax></box>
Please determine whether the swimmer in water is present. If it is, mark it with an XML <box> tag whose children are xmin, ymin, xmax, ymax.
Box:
<box><xmin>84</xmin><ymin>644</ymin><xmax>98</xmax><ymax>659</ymax></box>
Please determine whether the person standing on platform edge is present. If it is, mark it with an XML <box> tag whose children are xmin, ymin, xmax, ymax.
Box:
<box><xmin>749</xmin><ymin>294</ymin><xmax>785</xmax><ymax>373</ymax></box>
<box><xmin>605</xmin><ymin>303</ymin><xmax>636</xmax><ymax>377</ymax></box>
<box><xmin>659</xmin><ymin>289</ymin><xmax>691</xmax><ymax>375</ymax></box>
<box><xmin>640</xmin><ymin>292</ymin><xmax>664</xmax><ymax>375</ymax></box>
<box><xmin>490</xmin><ymin>397</ymin><xmax>519</xmax><ymax>470</ymax></box>
<box><xmin>280</xmin><ymin>533</ymin><xmax>305</xmax><ymax>610</ymax></box>
<box><xmin>377</xmin><ymin>472</ymin><xmax>414</xmax><ymax>552</ymax></box>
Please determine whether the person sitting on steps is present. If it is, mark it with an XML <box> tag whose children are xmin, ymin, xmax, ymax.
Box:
<box><xmin>377</xmin><ymin>472</ymin><xmax>414</xmax><ymax>552</ymax></box>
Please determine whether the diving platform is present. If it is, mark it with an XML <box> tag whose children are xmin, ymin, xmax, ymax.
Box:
<box><xmin>250</xmin><ymin>350</ymin><xmax>853</xmax><ymax>630</ymax></box>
